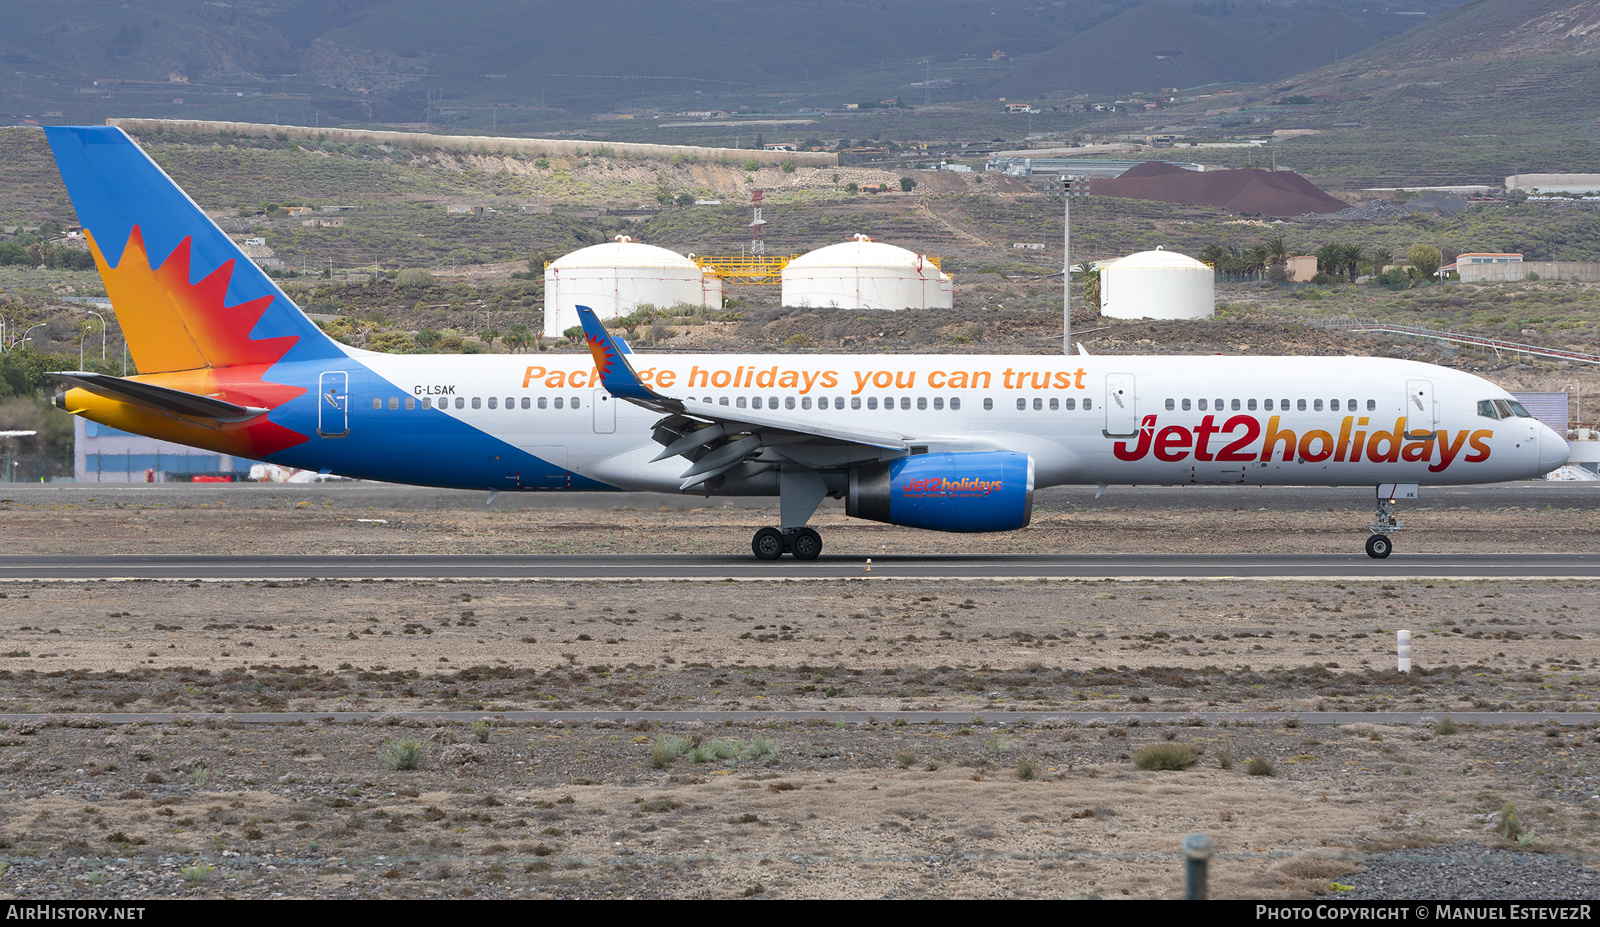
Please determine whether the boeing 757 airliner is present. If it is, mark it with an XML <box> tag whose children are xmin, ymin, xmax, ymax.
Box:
<box><xmin>44</xmin><ymin>126</ymin><xmax>1568</xmax><ymax>560</ymax></box>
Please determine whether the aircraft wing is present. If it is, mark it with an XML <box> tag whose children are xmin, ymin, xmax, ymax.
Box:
<box><xmin>54</xmin><ymin>371</ymin><xmax>269</xmax><ymax>424</ymax></box>
<box><xmin>577</xmin><ymin>306</ymin><xmax>978</xmax><ymax>489</ymax></box>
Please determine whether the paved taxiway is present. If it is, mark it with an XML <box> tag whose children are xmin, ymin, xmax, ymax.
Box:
<box><xmin>3</xmin><ymin>551</ymin><xmax>1598</xmax><ymax>580</ymax></box>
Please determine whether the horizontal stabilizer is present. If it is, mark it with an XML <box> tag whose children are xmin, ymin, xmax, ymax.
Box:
<box><xmin>54</xmin><ymin>372</ymin><xmax>267</xmax><ymax>424</ymax></box>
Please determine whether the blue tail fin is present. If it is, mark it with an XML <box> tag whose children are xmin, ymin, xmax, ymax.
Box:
<box><xmin>46</xmin><ymin>126</ymin><xmax>345</xmax><ymax>373</ymax></box>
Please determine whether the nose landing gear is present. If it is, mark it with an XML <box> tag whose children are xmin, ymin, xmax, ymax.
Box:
<box><xmin>1366</xmin><ymin>483</ymin><xmax>1416</xmax><ymax>559</ymax></box>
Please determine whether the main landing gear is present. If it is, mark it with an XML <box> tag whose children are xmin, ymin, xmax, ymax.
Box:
<box><xmin>752</xmin><ymin>526</ymin><xmax>823</xmax><ymax>561</ymax></box>
<box><xmin>1365</xmin><ymin>483</ymin><xmax>1415</xmax><ymax>559</ymax></box>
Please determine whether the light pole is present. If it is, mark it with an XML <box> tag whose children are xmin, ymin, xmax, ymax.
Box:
<box><xmin>84</xmin><ymin>309</ymin><xmax>106</xmax><ymax>362</ymax></box>
<box><xmin>1047</xmin><ymin>173</ymin><xmax>1090</xmax><ymax>354</ymax></box>
<box><xmin>1566</xmin><ymin>382</ymin><xmax>1582</xmax><ymax>438</ymax></box>
<box><xmin>19</xmin><ymin>323</ymin><xmax>45</xmax><ymax>351</ymax></box>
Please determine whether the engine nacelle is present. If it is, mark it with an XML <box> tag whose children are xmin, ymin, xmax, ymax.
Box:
<box><xmin>847</xmin><ymin>451</ymin><xmax>1034</xmax><ymax>533</ymax></box>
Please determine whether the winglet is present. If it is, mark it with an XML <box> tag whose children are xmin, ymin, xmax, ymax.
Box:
<box><xmin>576</xmin><ymin>305</ymin><xmax>676</xmax><ymax>406</ymax></box>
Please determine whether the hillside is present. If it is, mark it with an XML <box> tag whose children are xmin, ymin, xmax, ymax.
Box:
<box><xmin>1062</xmin><ymin>0</ymin><xmax>1600</xmax><ymax>187</ymax></box>
<box><xmin>993</xmin><ymin>3</ymin><xmax>1379</xmax><ymax>98</ymax></box>
<box><xmin>0</xmin><ymin>0</ymin><xmax>1443</xmax><ymax>130</ymax></box>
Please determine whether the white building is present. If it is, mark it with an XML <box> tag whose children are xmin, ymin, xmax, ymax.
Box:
<box><xmin>1098</xmin><ymin>247</ymin><xmax>1214</xmax><ymax>320</ymax></box>
<box><xmin>543</xmin><ymin>236</ymin><xmax>722</xmax><ymax>338</ymax></box>
<box><xmin>781</xmin><ymin>235</ymin><xmax>952</xmax><ymax>311</ymax></box>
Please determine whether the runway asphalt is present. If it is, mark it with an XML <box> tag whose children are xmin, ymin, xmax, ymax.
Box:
<box><xmin>2</xmin><ymin>552</ymin><xmax>1597</xmax><ymax>580</ymax></box>
<box><xmin>4</xmin><ymin>479</ymin><xmax>1597</xmax><ymax>512</ymax></box>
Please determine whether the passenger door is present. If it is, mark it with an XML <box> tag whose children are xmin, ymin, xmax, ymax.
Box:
<box><xmin>1405</xmin><ymin>379</ymin><xmax>1437</xmax><ymax>436</ymax></box>
<box><xmin>317</xmin><ymin>371</ymin><xmax>349</xmax><ymax>438</ymax></box>
<box><xmin>1104</xmin><ymin>373</ymin><xmax>1137</xmax><ymax>437</ymax></box>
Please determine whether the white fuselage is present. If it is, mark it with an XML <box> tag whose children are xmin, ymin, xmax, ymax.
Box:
<box><xmin>344</xmin><ymin>351</ymin><xmax>1566</xmax><ymax>492</ymax></box>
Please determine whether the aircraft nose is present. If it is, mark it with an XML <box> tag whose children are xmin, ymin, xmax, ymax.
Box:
<box><xmin>1538</xmin><ymin>423</ymin><xmax>1570</xmax><ymax>474</ymax></box>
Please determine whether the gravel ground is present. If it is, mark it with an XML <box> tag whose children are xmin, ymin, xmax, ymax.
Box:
<box><xmin>1339</xmin><ymin>846</ymin><xmax>1600</xmax><ymax>901</ymax></box>
<box><xmin>1</xmin><ymin>486</ymin><xmax>1597</xmax><ymax>899</ymax></box>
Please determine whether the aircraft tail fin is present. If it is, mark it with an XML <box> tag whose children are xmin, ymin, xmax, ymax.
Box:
<box><xmin>45</xmin><ymin>126</ymin><xmax>347</xmax><ymax>375</ymax></box>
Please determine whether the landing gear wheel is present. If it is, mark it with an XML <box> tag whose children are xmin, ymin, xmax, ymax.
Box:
<box><xmin>788</xmin><ymin>527</ymin><xmax>822</xmax><ymax>561</ymax></box>
<box><xmin>752</xmin><ymin>527</ymin><xmax>786</xmax><ymax>561</ymax></box>
<box><xmin>1365</xmin><ymin>534</ymin><xmax>1393</xmax><ymax>559</ymax></box>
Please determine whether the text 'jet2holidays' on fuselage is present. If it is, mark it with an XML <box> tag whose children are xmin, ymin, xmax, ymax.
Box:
<box><xmin>44</xmin><ymin>125</ymin><xmax>1568</xmax><ymax>561</ymax></box>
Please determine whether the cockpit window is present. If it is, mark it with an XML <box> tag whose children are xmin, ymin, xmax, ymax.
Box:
<box><xmin>1506</xmin><ymin>400</ymin><xmax>1532</xmax><ymax>418</ymax></box>
<box><xmin>1478</xmin><ymin>400</ymin><xmax>1501</xmax><ymax>420</ymax></box>
<box><xmin>1493</xmin><ymin>399</ymin><xmax>1516</xmax><ymax>419</ymax></box>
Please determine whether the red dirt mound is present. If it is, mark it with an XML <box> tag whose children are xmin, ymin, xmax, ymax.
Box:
<box><xmin>1093</xmin><ymin>162</ymin><xmax>1348</xmax><ymax>215</ymax></box>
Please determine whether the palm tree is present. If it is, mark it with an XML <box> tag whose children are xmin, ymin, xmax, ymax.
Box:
<box><xmin>1314</xmin><ymin>243</ymin><xmax>1343</xmax><ymax>278</ymax></box>
<box><xmin>1367</xmin><ymin>247</ymin><xmax>1394</xmax><ymax>276</ymax></box>
<box><xmin>1340</xmin><ymin>244</ymin><xmax>1364</xmax><ymax>281</ymax></box>
<box><xmin>1265</xmin><ymin>236</ymin><xmax>1290</xmax><ymax>267</ymax></box>
<box><xmin>1075</xmin><ymin>262</ymin><xmax>1101</xmax><ymax>310</ymax></box>
<box><xmin>1245</xmin><ymin>245</ymin><xmax>1270</xmax><ymax>279</ymax></box>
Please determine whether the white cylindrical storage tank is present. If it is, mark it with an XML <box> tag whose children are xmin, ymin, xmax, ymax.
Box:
<box><xmin>1098</xmin><ymin>247</ymin><xmax>1214</xmax><ymax>320</ymax></box>
<box><xmin>782</xmin><ymin>234</ymin><xmax>953</xmax><ymax>311</ymax></box>
<box><xmin>544</xmin><ymin>236</ymin><xmax>722</xmax><ymax>338</ymax></box>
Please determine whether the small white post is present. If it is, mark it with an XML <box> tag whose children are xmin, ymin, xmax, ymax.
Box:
<box><xmin>1397</xmin><ymin>630</ymin><xmax>1411</xmax><ymax>673</ymax></box>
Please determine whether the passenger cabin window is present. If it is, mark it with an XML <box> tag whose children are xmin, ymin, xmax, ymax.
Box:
<box><xmin>787</xmin><ymin>397</ymin><xmax>797</xmax><ymax>410</ymax></box>
<box><xmin>1313</xmin><ymin>399</ymin><xmax>1323</xmax><ymax>412</ymax></box>
<box><xmin>868</xmin><ymin>397</ymin><xmax>879</xmax><ymax>410</ymax></box>
<box><xmin>983</xmin><ymin>398</ymin><xmax>993</xmax><ymax>411</ymax></box>
<box><xmin>1165</xmin><ymin>399</ymin><xmax>1175</xmax><ymax>411</ymax></box>
<box><xmin>1064</xmin><ymin>398</ymin><xmax>1076</xmax><ymax>411</ymax></box>
<box><xmin>1181</xmin><ymin>399</ymin><xmax>1192</xmax><ymax>411</ymax></box>
<box><xmin>951</xmin><ymin>398</ymin><xmax>961</xmax><ymax>411</ymax></box>
<box><xmin>1367</xmin><ymin>399</ymin><xmax>1377</xmax><ymax>412</ymax></box>
<box><xmin>538</xmin><ymin>397</ymin><xmax>548</xmax><ymax>409</ymax></box>
<box><xmin>1296</xmin><ymin>399</ymin><xmax>1307</xmax><ymax>412</ymax></box>
<box><xmin>1017</xmin><ymin>398</ymin><xmax>1026</xmax><ymax>411</ymax></box>
<box><xmin>553</xmin><ymin>397</ymin><xmax>563</xmax><ymax>409</ymax></box>
<box><xmin>488</xmin><ymin>397</ymin><xmax>498</xmax><ymax>409</ymax></box>
<box><xmin>933</xmin><ymin>397</ymin><xmax>944</xmax><ymax>411</ymax></box>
